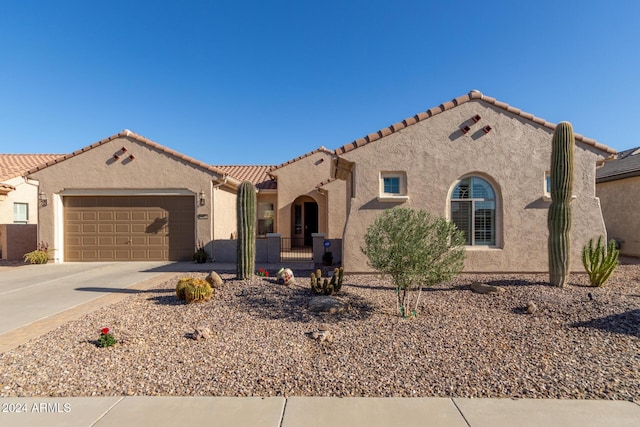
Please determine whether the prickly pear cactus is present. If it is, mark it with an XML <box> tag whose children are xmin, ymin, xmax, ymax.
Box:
<box><xmin>547</xmin><ymin>121</ymin><xmax>574</xmax><ymax>287</ymax></box>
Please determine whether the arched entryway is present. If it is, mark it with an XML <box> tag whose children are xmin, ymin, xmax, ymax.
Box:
<box><xmin>291</xmin><ymin>196</ymin><xmax>318</xmax><ymax>247</ymax></box>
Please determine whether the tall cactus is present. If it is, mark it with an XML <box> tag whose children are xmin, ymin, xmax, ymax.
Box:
<box><xmin>236</xmin><ymin>181</ymin><xmax>256</xmax><ymax>279</ymax></box>
<box><xmin>547</xmin><ymin>121</ymin><xmax>575</xmax><ymax>287</ymax></box>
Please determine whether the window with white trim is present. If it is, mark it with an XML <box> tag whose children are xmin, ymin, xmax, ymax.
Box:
<box><xmin>378</xmin><ymin>172</ymin><xmax>408</xmax><ymax>202</ymax></box>
<box><xmin>450</xmin><ymin>176</ymin><xmax>496</xmax><ymax>246</ymax></box>
<box><xmin>544</xmin><ymin>170</ymin><xmax>551</xmax><ymax>200</ymax></box>
<box><xmin>13</xmin><ymin>203</ymin><xmax>28</xmax><ymax>224</ymax></box>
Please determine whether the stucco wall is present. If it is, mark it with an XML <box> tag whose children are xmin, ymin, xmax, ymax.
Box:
<box><xmin>29</xmin><ymin>136</ymin><xmax>229</xmax><ymax>262</ymax></box>
<box><xmin>0</xmin><ymin>176</ymin><xmax>39</xmax><ymax>225</ymax></box>
<box><xmin>340</xmin><ymin>100</ymin><xmax>608</xmax><ymax>273</ymax></box>
<box><xmin>597</xmin><ymin>176</ymin><xmax>640</xmax><ymax>256</ymax></box>
<box><xmin>270</xmin><ymin>151</ymin><xmax>345</xmax><ymax>239</ymax></box>
<box><xmin>212</xmin><ymin>186</ymin><xmax>237</xmax><ymax>240</ymax></box>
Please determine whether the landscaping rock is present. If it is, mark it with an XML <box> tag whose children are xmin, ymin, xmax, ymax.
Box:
<box><xmin>526</xmin><ymin>301</ymin><xmax>538</xmax><ymax>314</ymax></box>
<box><xmin>206</xmin><ymin>271</ymin><xmax>224</xmax><ymax>288</ymax></box>
<box><xmin>470</xmin><ymin>281</ymin><xmax>505</xmax><ymax>294</ymax></box>
<box><xmin>192</xmin><ymin>324</ymin><xmax>212</xmax><ymax>341</ymax></box>
<box><xmin>307</xmin><ymin>325</ymin><xmax>334</xmax><ymax>343</ymax></box>
<box><xmin>308</xmin><ymin>296</ymin><xmax>348</xmax><ymax>313</ymax></box>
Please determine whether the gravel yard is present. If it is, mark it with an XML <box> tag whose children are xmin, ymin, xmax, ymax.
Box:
<box><xmin>1</xmin><ymin>262</ymin><xmax>638</xmax><ymax>400</ymax></box>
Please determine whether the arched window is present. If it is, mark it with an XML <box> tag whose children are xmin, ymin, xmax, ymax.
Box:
<box><xmin>450</xmin><ymin>176</ymin><xmax>496</xmax><ymax>246</ymax></box>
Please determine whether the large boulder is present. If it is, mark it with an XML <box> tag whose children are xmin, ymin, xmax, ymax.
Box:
<box><xmin>308</xmin><ymin>296</ymin><xmax>348</xmax><ymax>313</ymax></box>
<box><xmin>470</xmin><ymin>282</ymin><xmax>505</xmax><ymax>294</ymax></box>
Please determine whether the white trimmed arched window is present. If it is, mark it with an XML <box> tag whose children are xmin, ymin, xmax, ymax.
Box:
<box><xmin>450</xmin><ymin>176</ymin><xmax>496</xmax><ymax>246</ymax></box>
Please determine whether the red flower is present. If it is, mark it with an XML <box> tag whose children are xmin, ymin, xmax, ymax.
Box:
<box><xmin>258</xmin><ymin>268</ymin><xmax>264</xmax><ymax>273</ymax></box>
<box><xmin>101</xmin><ymin>327</ymin><xmax>109</xmax><ymax>335</ymax></box>
<box><xmin>265</xmin><ymin>271</ymin><xmax>269</xmax><ymax>277</ymax></box>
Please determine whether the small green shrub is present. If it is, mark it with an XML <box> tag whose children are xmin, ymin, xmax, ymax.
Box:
<box><xmin>311</xmin><ymin>267</ymin><xmax>344</xmax><ymax>295</ymax></box>
<box><xmin>23</xmin><ymin>242</ymin><xmax>50</xmax><ymax>264</ymax></box>
<box><xmin>582</xmin><ymin>236</ymin><xmax>619</xmax><ymax>287</ymax></box>
<box><xmin>361</xmin><ymin>207</ymin><xmax>465</xmax><ymax>317</ymax></box>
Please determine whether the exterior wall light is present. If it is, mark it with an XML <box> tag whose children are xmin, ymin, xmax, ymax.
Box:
<box><xmin>199</xmin><ymin>190</ymin><xmax>206</xmax><ymax>206</ymax></box>
<box><xmin>38</xmin><ymin>191</ymin><xmax>48</xmax><ymax>207</ymax></box>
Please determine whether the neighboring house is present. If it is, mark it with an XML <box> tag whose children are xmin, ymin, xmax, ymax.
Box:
<box><xmin>20</xmin><ymin>90</ymin><xmax>616</xmax><ymax>272</ymax></box>
<box><xmin>26</xmin><ymin>131</ymin><xmax>241</xmax><ymax>262</ymax></box>
<box><xmin>596</xmin><ymin>147</ymin><xmax>640</xmax><ymax>256</ymax></box>
<box><xmin>0</xmin><ymin>154</ymin><xmax>63</xmax><ymax>260</ymax></box>
<box><xmin>331</xmin><ymin>90</ymin><xmax>615</xmax><ymax>273</ymax></box>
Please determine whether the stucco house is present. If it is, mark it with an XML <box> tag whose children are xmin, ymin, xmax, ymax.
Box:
<box><xmin>19</xmin><ymin>90</ymin><xmax>616</xmax><ymax>272</ymax></box>
<box><xmin>596</xmin><ymin>146</ymin><xmax>640</xmax><ymax>256</ymax></box>
<box><xmin>0</xmin><ymin>154</ymin><xmax>62</xmax><ymax>260</ymax></box>
<box><xmin>330</xmin><ymin>90</ymin><xmax>615</xmax><ymax>273</ymax></box>
<box><xmin>25</xmin><ymin>132</ymin><xmax>242</xmax><ymax>262</ymax></box>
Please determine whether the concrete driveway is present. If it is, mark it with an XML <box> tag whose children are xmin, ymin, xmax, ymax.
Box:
<box><xmin>0</xmin><ymin>262</ymin><xmax>172</xmax><ymax>336</ymax></box>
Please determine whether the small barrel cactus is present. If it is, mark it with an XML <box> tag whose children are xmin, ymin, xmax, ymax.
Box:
<box><xmin>184</xmin><ymin>279</ymin><xmax>213</xmax><ymax>304</ymax></box>
<box><xmin>176</xmin><ymin>278</ymin><xmax>213</xmax><ymax>303</ymax></box>
<box><xmin>176</xmin><ymin>277</ymin><xmax>192</xmax><ymax>300</ymax></box>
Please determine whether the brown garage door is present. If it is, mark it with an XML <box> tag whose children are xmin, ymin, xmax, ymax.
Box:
<box><xmin>64</xmin><ymin>196</ymin><xmax>195</xmax><ymax>261</ymax></box>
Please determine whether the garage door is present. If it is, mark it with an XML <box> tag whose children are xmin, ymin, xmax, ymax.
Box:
<box><xmin>64</xmin><ymin>196</ymin><xmax>195</xmax><ymax>261</ymax></box>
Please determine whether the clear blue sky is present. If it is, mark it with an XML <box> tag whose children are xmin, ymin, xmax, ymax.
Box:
<box><xmin>1</xmin><ymin>1</ymin><xmax>638</xmax><ymax>165</ymax></box>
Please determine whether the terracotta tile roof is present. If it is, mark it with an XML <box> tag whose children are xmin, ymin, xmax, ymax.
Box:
<box><xmin>0</xmin><ymin>183</ymin><xmax>15</xmax><ymax>193</ymax></box>
<box><xmin>334</xmin><ymin>90</ymin><xmax>617</xmax><ymax>156</ymax></box>
<box><xmin>269</xmin><ymin>146</ymin><xmax>335</xmax><ymax>172</ymax></box>
<box><xmin>0</xmin><ymin>154</ymin><xmax>64</xmax><ymax>181</ymax></box>
<box><xmin>596</xmin><ymin>146</ymin><xmax>640</xmax><ymax>182</ymax></box>
<box><xmin>24</xmin><ymin>130</ymin><xmax>241</xmax><ymax>187</ymax></box>
<box><xmin>214</xmin><ymin>165</ymin><xmax>277</xmax><ymax>190</ymax></box>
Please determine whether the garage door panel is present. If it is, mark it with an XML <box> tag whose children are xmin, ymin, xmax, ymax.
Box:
<box><xmin>82</xmin><ymin>224</ymin><xmax>97</xmax><ymax>233</ymax></box>
<box><xmin>98</xmin><ymin>212</ymin><xmax>113</xmax><ymax>221</ymax></box>
<box><xmin>64</xmin><ymin>196</ymin><xmax>194</xmax><ymax>261</ymax></box>
<box><xmin>115</xmin><ymin>224</ymin><xmax>130</xmax><ymax>233</ymax></box>
<box><xmin>99</xmin><ymin>236</ymin><xmax>114</xmax><ymax>245</ymax></box>
<box><xmin>131</xmin><ymin>211</ymin><xmax>147</xmax><ymax>221</ymax></box>
<box><xmin>99</xmin><ymin>224</ymin><xmax>114</xmax><ymax>233</ymax></box>
<box><xmin>115</xmin><ymin>212</ymin><xmax>130</xmax><ymax>221</ymax></box>
<box><xmin>148</xmin><ymin>236</ymin><xmax>164</xmax><ymax>246</ymax></box>
<box><xmin>82</xmin><ymin>237</ymin><xmax>97</xmax><ymax>246</ymax></box>
<box><xmin>131</xmin><ymin>224</ymin><xmax>148</xmax><ymax>233</ymax></box>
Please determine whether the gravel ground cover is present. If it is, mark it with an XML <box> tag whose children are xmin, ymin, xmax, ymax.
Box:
<box><xmin>1</xmin><ymin>263</ymin><xmax>638</xmax><ymax>400</ymax></box>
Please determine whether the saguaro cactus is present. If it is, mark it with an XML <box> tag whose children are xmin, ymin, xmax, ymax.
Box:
<box><xmin>236</xmin><ymin>181</ymin><xmax>256</xmax><ymax>279</ymax></box>
<box><xmin>547</xmin><ymin>121</ymin><xmax>575</xmax><ymax>287</ymax></box>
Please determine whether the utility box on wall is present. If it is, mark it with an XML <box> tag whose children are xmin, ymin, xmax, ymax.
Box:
<box><xmin>0</xmin><ymin>224</ymin><xmax>37</xmax><ymax>261</ymax></box>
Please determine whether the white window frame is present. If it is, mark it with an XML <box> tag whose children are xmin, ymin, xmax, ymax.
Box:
<box><xmin>13</xmin><ymin>202</ymin><xmax>29</xmax><ymax>224</ymax></box>
<box><xmin>450</xmin><ymin>176</ymin><xmax>497</xmax><ymax>247</ymax></box>
<box><xmin>543</xmin><ymin>170</ymin><xmax>552</xmax><ymax>201</ymax></box>
<box><xmin>543</xmin><ymin>170</ymin><xmax>576</xmax><ymax>202</ymax></box>
<box><xmin>378</xmin><ymin>172</ymin><xmax>409</xmax><ymax>202</ymax></box>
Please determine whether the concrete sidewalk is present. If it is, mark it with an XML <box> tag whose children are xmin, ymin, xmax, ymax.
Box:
<box><xmin>0</xmin><ymin>396</ymin><xmax>638</xmax><ymax>427</ymax></box>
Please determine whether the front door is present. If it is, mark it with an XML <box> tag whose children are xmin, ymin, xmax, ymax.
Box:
<box><xmin>304</xmin><ymin>202</ymin><xmax>318</xmax><ymax>246</ymax></box>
